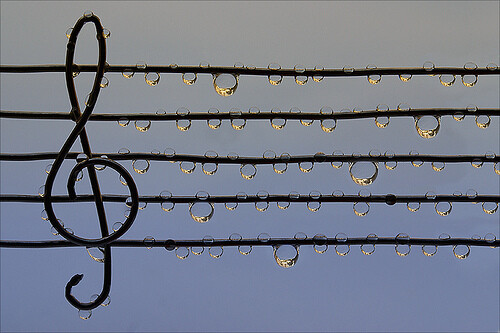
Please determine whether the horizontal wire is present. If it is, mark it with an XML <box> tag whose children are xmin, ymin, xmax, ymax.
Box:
<box><xmin>0</xmin><ymin>237</ymin><xmax>498</xmax><ymax>248</ymax></box>
<box><xmin>0</xmin><ymin>152</ymin><xmax>498</xmax><ymax>163</ymax></box>
<box><xmin>1</xmin><ymin>108</ymin><xmax>499</xmax><ymax>121</ymax></box>
<box><xmin>1</xmin><ymin>194</ymin><xmax>498</xmax><ymax>203</ymax></box>
<box><xmin>1</xmin><ymin>65</ymin><xmax>499</xmax><ymax>76</ymax></box>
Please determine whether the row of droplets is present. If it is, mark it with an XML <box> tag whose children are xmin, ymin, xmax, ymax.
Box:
<box><xmin>114</xmin><ymin>105</ymin><xmax>494</xmax><ymax>136</ymax></box>
<box><xmin>106</xmin><ymin>148</ymin><xmax>500</xmax><ymax>181</ymax></box>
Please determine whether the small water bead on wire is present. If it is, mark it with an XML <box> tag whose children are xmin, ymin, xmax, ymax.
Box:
<box><xmin>366</xmin><ymin>64</ymin><xmax>381</xmax><ymax>84</ymax></box>
<box><xmin>273</xmin><ymin>244</ymin><xmax>299</xmax><ymax>268</ymax></box>
<box><xmin>435</xmin><ymin>201</ymin><xmax>452</xmax><ymax>216</ymax></box>
<box><xmin>134</xmin><ymin>120</ymin><xmax>151</xmax><ymax>132</ymax></box>
<box><xmin>384</xmin><ymin>150</ymin><xmax>397</xmax><ymax>170</ymax></box>
<box><xmin>182</xmin><ymin>72</ymin><xmax>197</xmax><ymax>85</ymax></box>
<box><xmin>482</xmin><ymin>202</ymin><xmax>498</xmax><ymax>215</ymax></box>
<box><xmin>335</xmin><ymin>233</ymin><xmax>350</xmax><ymax>256</ymax></box>
<box><xmin>331</xmin><ymin>150</ymin><xmax>344</xmax><ymax>169</ymax></box>
<box><xmin>307</xmin><ymin>191</ymin><xmax>321</xmax><ymax>212</ymax></box>
<box><xmin>160</xmin><ymin>190</ymin><xmax>175</xmax><ymax>212</ymax></box>
<box><xmin>132</xmin><ymin>159</ymin><xmax>150</xmax><ymax>174</ymax></box>
<box><xmin>189</xmin><ymin>191</ymin><xmax>214</xmax><ymax>223</ymax></box>
<box><xmin>230</xmin><ymin>108</ymin><xmax>246</xmax><ymax>130</ymax></box>
<box><xmin>439</xmin><ymin>74</ymin><xmax>455</xmax><ymax>87</ymax></box>
<box><xmin>255</xmin><ymin>190</ymin><xmax>270</xmax><ymax>212</ymax></box>
<box><xmin>267</xmin><ymin>63</ymin><xmax>283</xmax><ymax>85</ymax></box>
<box><xmin>202</xmin><ymin>150</ymin><xmax>218</xmax><ymax>175</ymax></box>
<box><xmin>353</xmin><ymin>190</ymin><xmax>371</xmax><ymax>217</ymax></box>
<box><xmin>143</xmin><ymin>236</ymin><xmax>155</xmax><ymax>250</ymax></box>
<box><xmin>213</xmin><ymin>73</ymin><xmax>239</xmax><ymax>96</ymax></box>
<box><xmin>343</xmin><ymin>65</ymin><xmax>354</xmax><ymax>74</ymax></box>
<box><xmin>409</xmin><ymin>150</ymin><xmax>424</xmax><ymax>167</ymax></box>
<box><xmin>461</xmin><ymin>62</ymin><xmax>478</xmax><ymax>87</ymax></box>
<box><xmin>180</xmin><ymin>161</ymin><xmax>196</xmax><ymax>174</ymax></box>
<box><xmin>361</xmin><ymin>234</ymin><xmax>378</xmax><ymax>255</ymax></box>
<box><xmin>423</xmin><ymin>61</ymin><xmax>435</xmax><ymax>73</ymax></box>
<box><xmin>90</xmin><ymin>294</ymin><xmax>111</xmax><ymax>307</ymax></box>
<box><xmin>312</xmin><ymin>65</ymin><xmax>324</xmax><ymax>82</ymax></box>
<box><xmin>294</xmin><ymin>64</ymin><xmax>308</xmax><ymax>85</ymax></box>
<box><xmin>176</xmin><ymin>107</ymin><xmax>191</xmax><ymax>131</ymax></box>
<box><xmin>144</xmin><ymin>72</ymin><xmax>160</xmax><ymax>86</ymax></box>
<box><xmin>273</xmin><ymin>152</ymin><xmax>290</xmax><ymax>174</ymax></box>
<box><xmin>270</xmin><ymin>108</ymin><xmax>286</xmax><ymax>130</ymax></box>
<box><xmin>199</xmin><ymin>61</ymin><xmax>211</xmax><ymax>69</ymax></box>
<box><xmin>319</xmin><ymin>106</ymin><xmax>336</xmax><ymax>132</ymax></box>
<box><xmin>100</xmin><ymin>76</ymin><xmax>109</xmax><ymax>88</ymax></box>
<box><xmin>207</xmin><ymin>108</ymin><xmax>221</xmax><ymax>129</ymax></box>
<box><xmin>375</xmin><ymin>104</ymin><xmax>390</xmax><ymax>128</ymax></box>
<box><xmin>65</xmin><ymin>28</ymin><xmax>73</xmax><ymax>39</ymax></box>
<box><xmin>240</xmin><ymin>163</ymin><xmax>257</xmax><ymax>180</ymax></box>
<box><xmin>79</xmin><ymin>310</ymin><xmax>92</xmax><ymax>320</ymax></box>
<box><xmin>395</xmin><ymin>233</ymin><xmax>411</xmax><ymax>257</ymax></box>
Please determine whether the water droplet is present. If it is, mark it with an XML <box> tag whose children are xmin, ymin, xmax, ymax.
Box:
<box><xmin>207</xmin><ymin>108</ymin><xmax>221</xmax><ymax>129</ymax></box>
<box><xmin>298</xmin><ymin>161</ymin><xmax>313</xmax><ymax>173</ymax></box>
<box><xmin>431</xmin><ymin>161</ymin><xmax>445</xmax><ymax>172</ymax></box>
<box><xmin>415</xmin><ymin>116</ymin><xmax>440</xmax><ymax>138</ymax></box>
<box><xmin>230</xmin><ymin>108</ymin><xmax>246</xmax><ymax>130</ymax></box>
<box><xmin>312</xmin><ymin>65</ymin><xmax>324</xmax><ymax>82</ymax></box>
<box><xmin>294</xmin><ymin>232</ymin><xmax>307</xmax><ymax>240</ymax></box>
<box><xmin>349</xmin><ymin>161</ymin><xmax>378</xmax><ymax>186</ymax></box>
<box><xmin>407</xmin><ymin>202</ymin><xmax>421</xmax><ymax>212</ymax></box>
<box><xmin>213</xmin><ymin>74</ymin><xmax>238</xmax><ymax>96</ymax></box>
<box><xmin>399</xmin><ymin>74</ymin><xmax>412</xmax><ymax>82</ymax></box>
<box><xmin>486</xmin><ymin>63</ymin><xmax>498</xmax><ymax>70</ymax></box>
<box><xmin>332</xmin><ymin>190</ymin><xmax>344</xmax><ymax>198</ymax></box>
<box><xmin>136</xmin><ymin>62</ymin><xmax>147</xmax><ymax>70</ymax></box>
<box><xmin>274</xmin><ymin>245</ymin><xmax>299</xmax><ymax>268</ymax></box>
<box><xmin>422</xmin><ymin>245</ymin><xmax>438</xmax><ymax>257</ymax></box>
<box><xmin>145</xmin><ymin>72</ymin><xmax>160</xmax><ymax>86</ymax></box>
<box><xmin>461</xmin><ymin>74</ymin><xmax>477</xmax><ymax>87</ymax></box>
<box><xmin>439</xmin><ymin>74</ymin><xmax>455</xmax><ymax>86</ymax></box>
<box><xmin>134</xmin><ymin>120</ymin><xmax>151</xmax><ymax>132</ymax></box>
<box><xmin>294</xmin><ymin>64</ymin><xmax>308</xmax><ymax>85</ymax></box>
<box><xmin>453</xmin><ymin>245</ymin><xmax>470</xmax><ymax>259</ymax></box>
<box><xmin>435</xmin><ymin>202</ymin><xmax>452</xmax><ymax>216</ymax></box>
<box><xmin>453</xmin><ymin>112</ymin><xmax>465</xmax><ymax>121</ymax></box>
<box><xmin>83</xmin><ymin>10</ymin><xmax>93</xmax><ymax>18</ymax></box>
<box><xmin>175</xmin><ymin>247</ymin><xmax>189</xmax><ymax>259</ymax></box>
<box><xmin>494</xmin><ymin>162</ymin><xmax>500</xmax><ymax>175</ymax></box>
<box><xmin>189</xmin><ymin>201</ymin><xmax>214</xmax><ymax>223</ymax></box>
<box><xmin>343</xmin><ymin>66</ymin><xmax>354</xmax><ymax>73</ymax></box>
<box><xmin>179</xmin><ymin>161</ymin><xmax>195</xmax><ymax>174</ymax></box>
<box><xmin>384</xmin><ymin>150</ymin><xmax>397</xmax><ymax>170</ymax></box>
<box><xmin>482</xmin><ymin>202</ymin><xmax>498</xmax><ymax>214</ymax></box>
<box><xmin>199</xmin><ymin>61</ymin><xmax>210</xmax><ymax>68</ymax></box>
<box><xmin>182</xmin><ymin>73</ymin><xmax>197</xmax><ymax>85</ymax></box>
<box><xmin>79</xmin><ymin>310</ymin><xmax>92</xmax><ymax>320</ymax></box>
<box><xmin>425</xmin><ymin>191</ymin><xmax>437</xmax><ymax>200</ymax></box>
<box><xmin>307</xmin><ymin>191</ymin><xmax>321</xmax><ymax>212</ymax></box>
<box><xmin>225</xmin><ymin>202</ymin><xmax>238</xmax><ymax>211</ymax></box>
<box><xmin>38</xmin><ymin>185</ymin><xmax>45</xmax><ymax>197</ymax></box>
<box><xmin>366</xmin><ymin>64</ymin><xmax>381</xmax><ymax>84</ymax></box>
<box><xmin>353</xmin><ymin>202</ymin><xmax>370</xmax><ymax>216</ymax></box>
<box><xmin>475</xmin><ymin>115</ymin><xmax>491</xmax><ymax>129</ymax></box>
<box><xmin>65</xmin><ymin>28</ymin><xmax>73</xmax><ymax>39</ymax></box>
<box><xmin>267</xmin><ymin>63</ymin><xmax>282</xmax><ymax>85</ymax></box>
<box><xmin>423</xmin><ymin>61</ymin><xmax>435</xmax><ymax>72</ymax></box>
<box><xmin>118</xmin><ymin>118</ymin><xmax>130</xmax><ymax>127</ymax></box>
<box><xmin>258</xmin><ymin>233</ymin><xmax>271</xmax><ymax>242</ymax></box>
<box><xmin>439</xmin><ymin>233</ymin><xmax>451</xmax><ymax>241</ymax></box>
<box><xmin>240</xmin><ymin>164</ymin><xmax>257</xmax><ymax>180</ymax></box>
<box><xmin>191</xmin><ymin>246</ymin><xmax>204</xmax><ymax>255</ymax></box>
<box><xmin>160</xmin><ymin>191</ymin><xmax>175</xmax><ymax>212</ymax></box>
<box><xmin>246</xmin><ymin>64</ymin><xmax>256</xmax><ymax>70</ymax></box>
<box><xmin>143</xmin><ymin>236</ymin><xmax>155</xmax><ymax>249</ymax></box>
<box><xmin>122</xmin><ymin>70</ymin><xmax>134</xmax><ymax>79</ymax></box>
<box><xmin>484</xmin><ymin>233</ymin><xmax>497</xmax><ymax>244</ymax></box>
<box><xmin>227</xmin><ymin>152</ymin><xmax>239</xmax><ymax>160</ymax></box>
<box><xmin>86</xmin><ymin>247</ymin><xmax>105</xmax><ymax>262</ymax></box>
<box><xmin>102</xmin><ymin>28</ymin><xmax>111</xmax><ymax>39</ymax></box>
<box><xmin>176</xmin><ymin>107</ymin><xmax>191</xmax><ymax>131</ymax></box>
<box><xmin>202</xmin><ymin>150</ymin><xmax>218</xmax><ymax>175</ymax></box>
<box><xmin>209</xmin><ymin>246</ymin><xmax>223</xmax><ymax>258</ymax></box>
<box><xmin>100</xmin><ymin>76</ymin><xmax>109</xmax><ymax>88</ymax></box>
<box><xmin>395</xmin><ymin>233</ymin><xmax>411</xmax><ymax>257</ymax></box>
<box><xmin>132</xmin><ymin>160</ymin><xmax>150</xmax><ymax>174</ymax></box>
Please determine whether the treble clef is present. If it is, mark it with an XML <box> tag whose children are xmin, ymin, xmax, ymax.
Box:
<box><xmin>43</xmin><ymin>12</ymin><xmax>139</xmax><ymax>311</ymax></box>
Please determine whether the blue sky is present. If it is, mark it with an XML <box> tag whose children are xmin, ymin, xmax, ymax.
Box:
<box><xmin>1</xmin><ymin>1</ymin><xmax>499</xmax><ymax>332</ymax></box>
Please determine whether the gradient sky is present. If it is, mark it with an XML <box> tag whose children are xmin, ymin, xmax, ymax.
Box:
<box><xmin>1</xmin><ymin>1</ymin><xmax>499</xmax><ymax>332</ymax></box>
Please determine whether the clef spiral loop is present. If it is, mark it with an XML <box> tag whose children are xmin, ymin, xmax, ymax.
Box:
<box><xmin>42</xmin><ymin>12</ymin><xmax>139</xmax><ymax>310</ymax></box>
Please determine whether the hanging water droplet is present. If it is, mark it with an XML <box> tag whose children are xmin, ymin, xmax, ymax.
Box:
<box><xmin>268</xmin><ymin>63</ymin><xmax>282</xmax><ymax>85</ymax></box>
<box><xmin>353</xmin><ymin>202</ymin><xmax>370</xmax><ymax>216</ymax></box>
<box><xmin>145</xmin><ymin>72</ymin><xmax>160</xmax><ymax>86</ymax></box>
<box><xmin>213</xmin><ymin>73</ymin><xmax>238</xmax><ymax>96</ymax></box>
<box><xmin>176</xmin><ymin>107</ymin><xmax>191</xmax><ymax>131</ymax></box>
<box><xmin>240</xmin><ymin>164</ymin><xmax>257</xmax><ymax>179</ymax></box>
<box><xmin>179</xmin><ymin>161</ymin><xmax>196</xmax><ymax>174</ymax></box>
<box><xmin>273</xmin><ymin>245</ymin><xmax>299</xmax><ymax>268</ymax></box>
<box><xmin>100</xmin><ymin>76</ymin><xmax>109</xmax><ymax>88</ymax></box>
<box><xmin>132</xmin><ymin>160</ymin><xmax>150</xmax><ymax>174</ymax></box>
<box><xmin>182</xmin><ymin>73</ymin><xmax>197</xmax><ymax>85</ymax></box>
<box><xmin>207</xmin><ymin>108</ymin><xmax>221</xmax><ymax>129</ymax></box>
<box><xmin>349</xmin><ymin>161</ymin><xmax>378</xmax><ymax>186</ymax></box>
<box><xmin>439</xmin><ymin>74</ymin><xmax>455</xmax><ymax>86</ymax></box>
<box><xmin>312</xmin><ymin>65</ymin><xmax>324</xmax><ymax>82</ymax></box>
<box><xmin>435</xmin><ymin>201</ymin><xmax>452</xmax><ymax>216</ymax></box>
<box><xmin>122</xmin><ymin>70</ymin><xmax>134</xmax><ymax>79</ymax></box>
<box><xmin>414</xmin><ymin>116</ymin><xmax>440</xmax><ymax>138</ymax></box>
<box><xmin>160</xmin><ymin>190</ymin><xmax>175</xmax><ymax>212</ymax></box>
<box><xmin>475</xmin><ymin>115</ymin><xmax>491</xmax><ymax>129</ymax></box>
<box><xmin>399</xmin><ymin>74</ymin><xmax>412</xmax><ymax>82</ymax></box>
<box><xmin>294</xmin><ymin>64</ymin><xmax>308</xmax><ymax>85</ymax></box>
<box><xmin>366</xmin><ymin>64</ymin><xmax>381</xmax><ymax>84</ymax></box>
<box><xmin>102</xmin><ymin>28</ymin><xmax>111</xmax><ymax>39</ymax></box>
<box><xmin>78</xmin><ymin>310</ymin><xmax>92</xmax><ymax>320</ymax></box>
<box><xmin>453</xmin><ymin>245</ymin><xmax>470</xmax><ymax>259</ymax></box>
<box><xmin>65</xmin><ymin>28</ymin><xmax>73</xmax><ymax>39</ymax></box>
<box><xmin>189</xmin><ymin>201</ymin><xmax>214</xmax><ymax>223</ymax></box>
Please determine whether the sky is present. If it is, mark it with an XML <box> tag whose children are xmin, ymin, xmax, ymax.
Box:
<box><xmin>0</xmin><ymin>1</ymin><xmax>499</xmax><ymax>332</ymax></box>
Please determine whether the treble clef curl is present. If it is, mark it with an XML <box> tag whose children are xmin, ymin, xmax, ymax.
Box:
<box><xmin>43</xmin><ymin>12</ymin><xmax>139</xmax><ymax>311</ymax></box>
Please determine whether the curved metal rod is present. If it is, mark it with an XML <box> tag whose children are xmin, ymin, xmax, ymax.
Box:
<box><xmin>65</xmin><ymin>245</ymin><xmax>111</xmax><ymax>311</ymax></box>
<box><xmin>43</xmin><ymin>13</ymin><xmax>138</xmax><ymax>247</ymax></box>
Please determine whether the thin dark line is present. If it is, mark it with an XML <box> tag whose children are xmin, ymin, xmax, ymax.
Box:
<box><xmin>0</xmin><ymin>237</ymin><xmax>498</xmax><ymax>248</ymax></box>
<box><xmin>1</xmin><ymin>65</ymin><xmax>499</xmax><ymax>76</ymax></box>
<box><xmin>1</xmin><ymin>194</ymin><xmax>498</xmax><ymax>203</ymax></box>
<box><xmin>1</xmin><ymin>152</ymin><xmax>498</xmax><ymax>163</ymax></box>
<box><xmin>1</xmin><ymin>108</ymin><xmax>499</xmax><ymax>121</ymax></box>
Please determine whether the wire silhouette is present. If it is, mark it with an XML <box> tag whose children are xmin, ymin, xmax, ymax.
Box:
<box><xmin>0</xmin><ymin>11</ymin><xmax>498</xmax><ymax>319</ymax></box>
